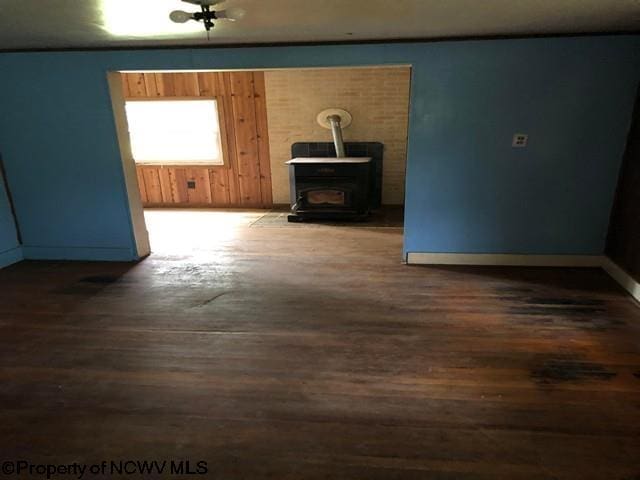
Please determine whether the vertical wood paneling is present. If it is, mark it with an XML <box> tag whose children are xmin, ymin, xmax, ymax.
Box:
<box><xmin>253</xmin><ymin>72</ymin><xmax>274</xmax><ymax>206</ymax></box>
<box><xmin>142</xmin><ymin>168</ymin><xmax>163</xmax><ymax>203</ymax></box>
<box><xmin>126</xmin><ymin>73</ymin><xmax>147</xmax><ymax>97</ymax></box>
<box><xmin>122</xmin><ymin>71</ymin><xmax>271</xmax><ymax>208</ymax></box>
<box><xmin>120</xmin><ymin>73</ymin><xmax>132</xmax><ymax>97</ymax></box>
<box><xmin>158</xmin><ymin>167</ymin><xmax>173</xmax><ymax>203</ymax></box>
<box><xmin>173</xmin><ymin>73</ymin><xmax>200</xmax><ymax>96</ymax></box>
<box><xmin>217</xmin><ymin>72</ymin><xmax>242</xmax><ymax>205</ymax></box>
<box><xmin>230</xmin><ymin>72</ymin><xmax>262</xmax><ymax>206</ymax></box>
<box><xmin>209</xmin><ymin>168</ymin><xmax>231</xmax><ymax>206</ymax></box>
<box><xmin>169</xmin><ymin>168</ymin><xmax>189</xmax><ymax>204</ymax></box>
<box><xmin>197</xmin><ymin>72</ymin><xmax>217</xmax><ymax>96</ymax></box>
<box><xmin>142</xmin><ymin>73</ymin><xmax>160</xmax><ymax>97</ymax></box>
<box><xmin>155</xmin><ymin>74</ymin><xmax>176</xmax><ymax>97</ymax></box>
<box><xmin>186</xmin><ymin>168</ymin><xmax>212</xmax><ymax>204</ymax></box>
<box><xmin>136</xmin><ymin>168</ymin><xmax>148</xmax><ymax>203</ymax></box>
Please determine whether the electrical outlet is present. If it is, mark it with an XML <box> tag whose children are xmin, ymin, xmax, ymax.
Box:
<box><xmin>512</xmin><ymin>133</ymin><xmax>528</xmax><ymax>148</ymax></box>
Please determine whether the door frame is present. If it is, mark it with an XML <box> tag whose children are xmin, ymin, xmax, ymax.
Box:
<box><xmin>107</xmin><ymin>65</ymin><xmax>413</xmax><ymax>260</ymax></box>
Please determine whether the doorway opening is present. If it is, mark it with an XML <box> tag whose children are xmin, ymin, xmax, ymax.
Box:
<box><xmin>108</xmin><ymin>66</ymin><xmax>411</xmax><ymax>258</ymax></box>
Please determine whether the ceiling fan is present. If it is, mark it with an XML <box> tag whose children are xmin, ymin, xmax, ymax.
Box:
<box><xmin>169</xmin><ymin>0</ymin><xmax>245</xmax><ymax>32</ymax></box>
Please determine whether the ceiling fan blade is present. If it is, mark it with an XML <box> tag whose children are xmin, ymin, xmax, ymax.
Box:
<box><xmin>215</xmin><ymin>7</ymin><xmax>246</xmax><ymax>21</ymax></box>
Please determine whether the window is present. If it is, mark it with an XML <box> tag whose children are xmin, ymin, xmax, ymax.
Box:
<box><xmin>124</xmin><ymin>99</ymin><xmax>225</xmax><ymax>165</ymax></box>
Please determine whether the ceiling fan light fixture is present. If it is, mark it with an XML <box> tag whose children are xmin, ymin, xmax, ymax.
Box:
<box><xmin>182</xmin><ymin>0</ymin><xmax>225</xmax><ymax>5</ymax></box>
<box><xmin>169</xmin><ymin>0</ymin><xmax>246</xmax><ymax>33</ymax></box>
<box><xmin>169</xmin><ymin>10</ymin><xmax>194</xmax><ymax>23</ymax></box>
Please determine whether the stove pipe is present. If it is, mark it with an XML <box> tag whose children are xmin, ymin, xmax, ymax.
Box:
<box><xmin>327</xmin><ymin>114</ymin><xmax>346</xmax><ymax>158</ymax></box>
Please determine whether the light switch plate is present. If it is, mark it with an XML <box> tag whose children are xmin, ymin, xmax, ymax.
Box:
<box><xmin>512</xmin><ymin>133</ymin><xmax>528</xmax><ymax>148</ymax></box>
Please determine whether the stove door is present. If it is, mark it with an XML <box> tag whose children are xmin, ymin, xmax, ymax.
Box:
<box><xmin>296</xmin><ymin>184</ymin><xmax>354</xmax><ymax>212</ymax></box>
<box><xmin>306</xmin><ymin>189</ymin><xmax>346</xmax><ymax>206</ymax></box>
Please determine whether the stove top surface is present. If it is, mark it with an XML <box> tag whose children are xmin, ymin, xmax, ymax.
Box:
<box><xmin>286</xmin><ymin>157</ymin><xmax>372</xmax><ymax>165</ymax></box>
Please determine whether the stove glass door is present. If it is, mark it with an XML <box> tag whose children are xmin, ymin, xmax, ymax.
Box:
<box><xmin>306</xmin><ymin>190</ymin><xmax>346</xmax><ymax>206</ymax></box>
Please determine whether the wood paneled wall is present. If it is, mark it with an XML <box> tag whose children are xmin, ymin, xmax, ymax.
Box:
<box><xmin>121</xmin><ymin>71</ymin><xmax>272</xmax><ymax>208</ymax></box>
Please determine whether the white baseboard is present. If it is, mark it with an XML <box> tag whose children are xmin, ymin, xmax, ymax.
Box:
<box><xmin>406</xmin><ymin>253</ymin><xmax>604</xmax><ymax>267</ymax></box>
<box><xmin>602</xmin><ymin>257</ymin><xmax>640</xmax><ymax>303</ymax></box>
<box><xmin>405</xmin><ymin>252</ymin><xmax>639</xmax><ymax>306</ymax></box>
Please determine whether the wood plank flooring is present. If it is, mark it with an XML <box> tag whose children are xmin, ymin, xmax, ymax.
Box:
<box><xmin>1</xmin><ymin>211</ymin><xmax>640</xmax><ymax>479</ymax></box>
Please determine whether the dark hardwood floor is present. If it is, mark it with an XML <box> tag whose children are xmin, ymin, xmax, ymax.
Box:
<box><xmin>1</xmin><ymin>211</ymin><xmax>640</xmax><ymax>479</ymax></box>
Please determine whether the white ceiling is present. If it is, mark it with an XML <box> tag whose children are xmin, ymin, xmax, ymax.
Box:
<box><xmin>0</xmin><ymin>0</ymin><xmax>639</xmax><ymax>50</ymax></box>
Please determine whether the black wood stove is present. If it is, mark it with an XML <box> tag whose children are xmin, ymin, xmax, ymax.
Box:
<box><xmin>286</xmin><ymin>157</ymin><xmax>373</xmax><ymax>222</ymax></box>
<box><xmin>286</xmin><ymin>107</ymin><xmax>382</xmax><ymax>222</ymax></box>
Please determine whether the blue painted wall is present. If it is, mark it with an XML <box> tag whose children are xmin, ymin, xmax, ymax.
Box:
<box><xmin>0</xmin><ymin>36</ymin><xmax>637</xmax><ymax>261</ymax></box>
<box><xmin>0</xmin><ymin>169</ymin><xmax>21</xmax><ymax>267</ymax></box>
